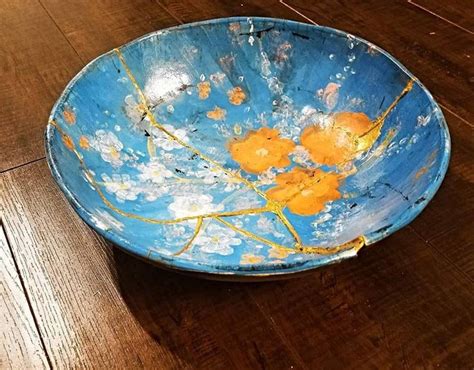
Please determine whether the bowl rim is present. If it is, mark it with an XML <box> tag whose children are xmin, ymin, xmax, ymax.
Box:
<box><xmin>45</xmin><ymin>16</ymin><xmax>451</xmax><ymax>278</ymax></box>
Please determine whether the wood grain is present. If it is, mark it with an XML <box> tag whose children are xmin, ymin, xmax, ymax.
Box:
<box><xmin>246</xmin><ymin>229</ymin><xmax>474</xmax><ymax>368</ymax></box>
<box><xmin>0</xmin><ymin>0</ymin><xmax>83</xmax><ymax>171</ymax></box>
<box><xmin>100</xmin><ymin>226</ymin><xmax>474</xmax><ymax>369</ymax></box>
<box><xmin>276</xmin><ymin>0</ymin><xmax>474</xmax><ymax>123</ymax></box>
<box><xmin>156</xmin><ymin>0</ymin><xmax>304</xmax><ymax>23</ymax></box>
<box><xmin>39</xmin><ymin>0</ymin><xmax>179</xmax><ymax>63</ymax></box>
<box><xmin>0</xmin><ymin>160</ymin><xmax>300</xmax><ymax>369</ymax></box>
<box><xmin>0</xmin><ymin>224</ymin><xmax>49</xmax><ymax>369</ymax></box>
<box><xmin>408</xmin><ymin>0</ymin><xmax>474</xmax><ymax>33</ymax></box>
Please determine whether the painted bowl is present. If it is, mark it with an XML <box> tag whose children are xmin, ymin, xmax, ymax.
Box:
<box><xmin>45</xmin><ymin>17</ymin><xmax>450</xmax><ymax>279</ymax></box>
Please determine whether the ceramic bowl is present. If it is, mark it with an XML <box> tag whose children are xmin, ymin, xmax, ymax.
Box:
<box><xmin>45</xmin><ymin>17</ymin><xmax>450</xmax><ymax>279</ymax></box>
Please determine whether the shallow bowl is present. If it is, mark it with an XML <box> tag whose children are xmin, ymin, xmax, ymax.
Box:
<box><xmin>46</xmin><ymin>17</ymin><xmax>450</xmax><ymax>279</ymax></box>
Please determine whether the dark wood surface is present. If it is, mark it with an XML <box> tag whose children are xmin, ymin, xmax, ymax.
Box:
<box><xmin>0</xmin><ymin>0</ymin><xmax>472</xmax><ymax>368</ymax></box>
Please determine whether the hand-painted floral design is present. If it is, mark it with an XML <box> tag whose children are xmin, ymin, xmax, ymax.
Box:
<box><xmin>151</xmin><ymin>124</ymin><xmax>189</xmax><ymax>151</ymax></box>
<box><xmin>49</xmin><ymin>21</ymin><xmax>420</xmax><ymax>275</ymax></box>
<box><xmin>123</xmin><ymin>94</ymin><xmax>148</xmax><ymax>131</ymax></box>
<box><xmin>266</xmin><ymin>167</ymin><xmax>341</xmax><ymax>216</ymax></box>
<box><xmin>168</xmin><ymin>194</ymin><xmax>224</xmax><ymax>218</ymax></box>
<box><xmin>207</xmin><ymin>106</ymin><xmax>226</xmax><ymax>121</ymax></box>
<box><xmin>137</xmin><ymin>158</ymin><xmax>174</xmax><ymax>183</ymax></box>
<box><xmin>91</xmin><ymin>130</ymin><xmax>124</xmax><ymax>167</ymax></box>
<box><xmin>63</xmin><ymin>109</ymin><xmax>76</xmax><ymax>125</ymax></box>
<box><xmin>197</xmin><ymin>81</ymin><xmax>211</xmax><ymax>100</ymax></box>
<box><xmin>195</xmin><ymin>223</ymin><xmax>241</xmax><ymax>255</ymax></box>
<box><xmin>227</xmin><ymin>86</ymin><xmax>246</xmax><ymax>105</ymax></box>
<box><xmin>228</xmin><ymin>127</ymin><xmax>295</xmax><ymax>174</ymax></box>
<box><xmin>101</xmin><ymin>174</ymin><xmax>140</xmax><ymax>202</ymax></box>
<box><xmin>301</xmin><ymin>112</ymin><xmax>374</xmax><ymax>165</ymax></box>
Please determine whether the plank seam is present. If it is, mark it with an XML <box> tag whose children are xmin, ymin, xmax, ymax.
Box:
<box><xmin>37</xmin><ymin>0</ymin><xmax>86</xmax><ymax>63</ymax></box>
<box><xmin>1</xmin><ymin>157</ymin><xmax>46</xmax><ymax>175</ymax></box>
<box><xmin>0</xmin><ymin>221</ymin><xmax>54</xmax><ymax>369</ymax></box>
<box><xmin>407</xmin><ymin>0</ymin><xmax>474</xmax><ymax>35</ymax></box>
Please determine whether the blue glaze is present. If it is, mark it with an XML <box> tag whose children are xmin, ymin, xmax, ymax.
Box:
<box><xmin>45</xmin><ymin>17</ymin><xmax>450</xmax><ymax>278</ymax></box>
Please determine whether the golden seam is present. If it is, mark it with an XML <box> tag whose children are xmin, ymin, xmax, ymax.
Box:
<box><xmin>173</xmin><ymin>217</ymin><xmax>203</xmax><ymax>256</ymax></box>
<box><xmin>274</xmin><ymin>209</ymin><xmax>302</xmax><ymax>245</ymax></box>
<box><xmin>216</xmin><ymin>217</ymin><xmax>365</xmax><ymax>256</ymax></box>
<box><xmin>297</xmin><ymin>236</ymin><xmax>365</xmax><ymax>255</ymax></box>
<box><xmin>215</xmin><ymin>217</ymin><xmax>294</xmax><ymax>253</ymax></box>
<box><xmin>50</xmin><ymin>120</ymin><xmax>271</xmax><ymax>224</ymax></box>
<box><xmin>360</xmin><ymin>79</ymin><xmax>414</xmax><ymax>138</ymax></box>
<box><xmin>113</xmin><ymin>47</ymin><xmax>313</xmax><ymax>251</ymax></box>
<box><xmin>113</xmin><ymin>48</ymin><xmax>269</xmax><ymax>202</ymax></box>
<box><xmin>98</xmin><ymin>178</ymin><xmax>241</xmax><ymax>188</ymax></box>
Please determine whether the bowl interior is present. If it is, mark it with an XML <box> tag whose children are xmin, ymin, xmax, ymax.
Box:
<box><xmin>46</xmin><ymin>17</ymin><xmax>449</xmax><ymax>276</ymax></box>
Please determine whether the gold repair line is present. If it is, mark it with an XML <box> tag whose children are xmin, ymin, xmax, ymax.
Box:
<box><xmin>298</xmin><ymin>236</ymin><xmax>365</xmax><ymax>255</ymax></box>
<box><xmin>216</xmin><ymin>217</ymin><xmax>365</xmax><ymax>256</ymax></box>
<box><xmin>50</xmin><ymin>119</ymin><xmax>271</xmax><ymax>224</ymax></box>
<box><xmin>173</xmin><ymin>217</ymin><xmax>203</xmax><ymax>256</ymax></box>
<box><xmin>215</xmin><ymin>217</ymin><xmax>294</xmax><ymax>253</ymax></box>
<box><xmin>360</xmin><ymin>79</ymin><xmax>414</xmax><ymax>138</ymax></box>
<box><xmin>274</xmin><ymin>209</ymin><xmax>302</xmax><ymax>245</ymax></box>
<box><xmin>113</xmin><ymin>48</ymin><xmax>269</xmax><ymax>202</ymax></box>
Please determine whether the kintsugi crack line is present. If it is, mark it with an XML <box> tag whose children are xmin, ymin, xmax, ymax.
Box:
<box><xmin>216</xmin><ymin>216</ymin><xmax>365</xmax><ymax>256</ymax></box>
<box><xmin>114</xmin><ymin>47</ymin><xmax>304</xmax><ymax>249</ymax></box>
<box><xmin>360</xmin><ymin>79</ymin><xmax>414</xmax><ymax>138</ymax></box>
<box><xmin>173</xmin><ymin>217</ymin><xmax>203</xmax><ymax>256</ymax></box>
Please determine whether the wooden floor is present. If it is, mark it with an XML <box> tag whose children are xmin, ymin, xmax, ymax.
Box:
<box><xmin>1</xmin><ymin>0</ymin><xmax>473</xmax><ymax>368</ymax></box>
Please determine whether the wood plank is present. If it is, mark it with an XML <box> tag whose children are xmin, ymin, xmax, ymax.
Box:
<box><xmin>408</xmin><ymin>0</ymin><xmax>474</xmax><ymax>33</ymax></box>
<box><xmin>0</xmin><ymin>160</ymin><xmax>300</xmax><ymax>368</ymax></box>
<box><xmin>39</xmin><ymin>0</ymin><xmax>179</xmax><ymax>62</ymax></box>
<box><xmin>273</xmin><ymin>0</ymin><xmax>474</xmax><ymax>123</ymax></box>
<box><xmin>0</xmin><ymin>0</ymin><xmax>83</xmax><ymax>171</ymax></box>
<box><xmin>0</xmin><ymin>224</ymin><xmax>49</xmax><ymax>369</ymax></box>
<box><xmin>246</xmin><ymin>230</ymin><xmax>474</xmax><ymax>368</ymax></box>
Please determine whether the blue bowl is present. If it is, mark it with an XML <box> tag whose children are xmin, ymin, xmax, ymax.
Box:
<box><xmin>45</xmin><ymin>17</ymin><xmax>450</xmax><ymax>279</ymax></box>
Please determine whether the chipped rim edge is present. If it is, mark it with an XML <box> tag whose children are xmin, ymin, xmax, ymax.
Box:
<box><xmin>44</xmin><ymin>16</ymin><xmax>451</xmax><ymax>278</ymax></box>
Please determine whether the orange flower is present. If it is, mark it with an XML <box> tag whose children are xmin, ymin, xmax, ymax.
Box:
<box><xmin>301</xmin><ymin>112</ymin><xmax>374</xmax><ymax>166</ymax></box>
<box><xmin>227</xmin><ymin>86</ymin><xmax>246</xmax><ymax>105</ymax></box>
<box><xmin>266</xmin><ymin>167</ymin><xmax>341</xmax><ymax>216</ymax></box>
<box><xmin>197</xmin><ymin>81</ymin><xmax>211</xmax><ymax>100</ymax></box>
<box><xmin>63</xmin><ymin>109</ymin><xmax>76</xmax><ymax>125</ymax></box>
<box><xmin>207</xmin><ymin>106</ymin><xmax>226</xmax><ymax>121</ymax></box>
<box><xmin>229</xmin><ymin>127</ymin><xmax>295</xmax><ymax>174</ymax></box>
<box><xmin>79</xmin><ymin>136</ymin><xmax>90</xmax><ymax>149</ymax></box>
